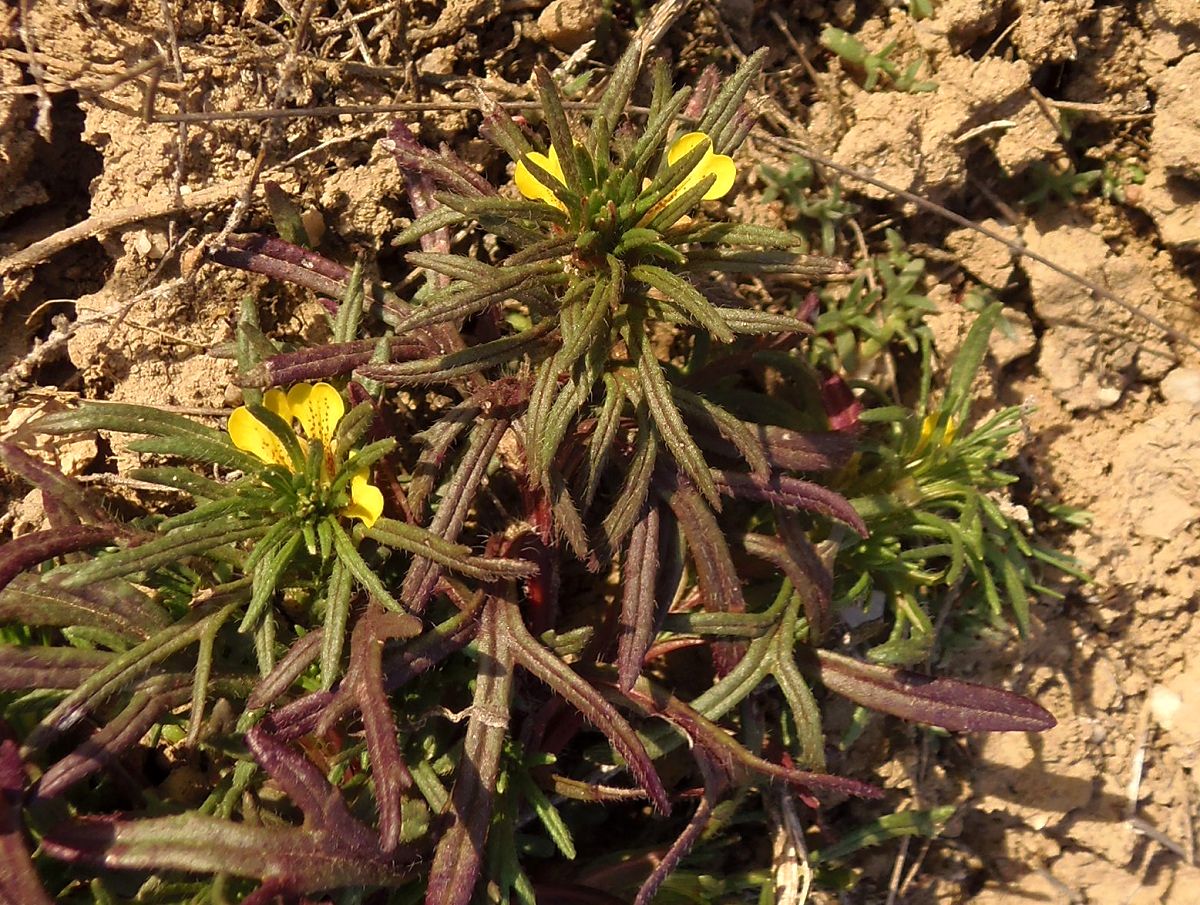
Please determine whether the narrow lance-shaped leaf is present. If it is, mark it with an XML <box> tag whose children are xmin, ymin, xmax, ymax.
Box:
<box><xmin>0</xmin><ymin>571</ymin><xmax>168</xmax><ymax>640</ymax></box>
<box><xmin>500</xmin><ymin>596</ymin><xmax>670</xmax><ymax>814</ymax></box>
<box><xmin>342</xmin><ymin>606</ymin><xmax>422</xmax><ymax>852</ymax></box>
<box><xmin>0</xmin><ymin>740</ymin><xmax>54</xmax><ymax>905</ymax></box>
<box><xmin>802</xmin><ymin>649</ymin><xmax>1057</xmax><ymax>732</ymax></box>
<box><xmin>634</xmin><ymin>329</ymin><xmax>720</xmax><ymax>508</ymax></box>
<box><xmin>634</xmin><ymin>753</ymin><xmax>724</xmax><ymax>905</ymax></box>
<box><xmin>617</xmin><ymin>505</ymin><xmax>660</xmax><ymax>692</ymax></box>
<box><xmin>0</xmin><ymin>442</ymin><xmax>112</xmax><ymax>528</ymax></box>
<box><xmin>358</xmin><ymin>320</ymin><xmax>556</xmax><ymax>385</ymax></box>
<box><xmin>402</xmin><ymin>418</ymin><xmax>507</xmax><ymax>611</ymax></box>
<box><xmin>425</xmin><ymin>594</ymin><xmax>514</xmax><ymax>905</ymax></box>
<box><xmin>605</xmin><ymin>671</ymin><xmax>881</xmax><ymax>799</ymax></box>
<box><xmin>41</xmin><ymin>813</ymin><xmax>413</xmax><ymax>891</ymax></box>
<box><xmin>631</xmin><ymin>265</ymin><xmax>734</xmax><ymax>343</ymax></box>
<box><xmin>0</xmin><ymin>646</ymin><xmax>113</xmax><ymax>691</ymax></box>
<box><xmin>23</xmin><ymin>590</ymin><xmax>245</xmax><ymax>753</ymax></box>
<box><xmin>0</xmin><ymin>526</ymin><xmax>118</xmax><ymax>593</ymax></box>
<box><xmin>711</xmin><ymin>470</ymin><xmax>867</xmax><ymax>536</ymax></box>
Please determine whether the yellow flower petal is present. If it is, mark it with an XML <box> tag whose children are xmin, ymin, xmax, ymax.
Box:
<box><xmin>342</xmin><ymin>470</ymin><xmax>384</xmax><ymax>527</ymax></box>
<box><xmin>287</xmin><ymin>382</ymin><xmax>345</xmax><ymax>447</ymax></box>
<box><xmin>696</xmin><ymin>154</ymin><xmax>736</xmax><ymax>200</ymax></box>
<box><xmin>228</xmin><ymin>406</ymin><xmax>291</xmax><ymax>468</ymax></box>
<box><xmin>666</xmin><ymin>131</ymin><xmax>736</xmax><ymax>201</ymax></box>
<box><xmin>667</xmin><ymin>132</ymin><xmax>714</xmax><ymax>168</ymax></box>
<box><xmin>263</xmin><ymin>388</ymin><xmax>292</xmax><ymax>422</ymax></box>
<box><xmin>514</xmin><ymin>148</ymin><xmax>568</xmax><ymax>212</ymax></box>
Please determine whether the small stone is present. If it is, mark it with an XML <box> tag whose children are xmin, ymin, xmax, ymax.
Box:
<box><xmin>1162</xmin><ymin>368</ymin><xmax>1200</xmax><ymax>407</ymax></box>
<box><xmin>538</xmin><ymin>0</ymin><xmax>600</xmax><ymax>52</ymax></box>
<box><xmin>1148</xmin><ymin>685</ymin><xmax>1182</xmax><ymax>731</ymax></box>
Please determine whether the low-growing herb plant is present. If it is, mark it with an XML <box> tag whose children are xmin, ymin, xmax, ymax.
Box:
<box><xmin>0</xmin><ymin>42</ymin><xmax>1062</xmax><ymax>905</ymax></box>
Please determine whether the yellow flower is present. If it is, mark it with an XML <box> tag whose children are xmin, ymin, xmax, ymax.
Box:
<box><xmin>663</xmin><ymin>132</ymin><xmax>736</xmax><ymax>202</ymax></box>
<box><xmin>916</xmin><ymin>413</ymin><xmax>957</xmax><ymax>453</ymax></box>
<box><xmin>512</xmin><ymin>132</ymin><xmax>736</xmax><ymax>214</ymax></box>
<box><xmin>228</xmin><ymin>382</ymin><xmax>384</xmax><ymax>528</ymax></box>
<box><xmin>514</xmin><ymin>144</ymin><xmax>570</xmax><ymax>213</ymax></box>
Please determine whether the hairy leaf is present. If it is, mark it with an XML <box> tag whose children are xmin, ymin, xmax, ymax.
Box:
<box><xmin>805</xmin><ymin>650</ymin><xmax>1057</xmax><ymax>732</ymax></box>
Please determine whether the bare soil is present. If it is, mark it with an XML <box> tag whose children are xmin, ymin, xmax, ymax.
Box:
<box><xmin>2</xmin><ymin>1</ymin><xmax>1200</xmax><ymax>902</ymax></box>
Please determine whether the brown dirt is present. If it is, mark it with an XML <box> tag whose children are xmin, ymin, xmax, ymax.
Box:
<box><xmin>2</xmin><ymin>2</ymin><xmax>1200</xmax><ymax>903</ymax></box>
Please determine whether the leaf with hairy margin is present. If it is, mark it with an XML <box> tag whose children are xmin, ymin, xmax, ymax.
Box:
<box><xmin>0</xmin><ymin>442</ymin><xmax>112</xmax><ymax>528</ymax></box>
<box><xmin>500</xmin><ymin>596</ymin><xmax>669</xmax><ymax>814</ymax></box>
<box><xmin>0</xmin><ymin>740</ymin><xmax>53</xmax><ymax>905</ymax></box>
<box><xmin>240</xmin><ymin>336</ymin><xmax>428</xmax><ymax>387</ymax></box>
<box><xmin>631</xmin><ymin>265</ymin><xmax>733</xmax><ymax>343</ymax></box>
<box><xmin>711</xmin><ymin>470</ymin><xmax>867</xmax><ymax>536</ymax></box>
<box><xmin>617</xmin><ymin>505</ymin><xmax>660</xmax><ymax>691</ymax></box>
<box><xmin>634</xmin><ymin>331</ymin><xmax>720</xmax><ymax>508</ymax></box>
<box><xmin>0</xmin><ymin>646</ymin><xmax>113</xmax><ymax>691</ymax></box>
<box><xmin>0</xmin><ymin>571</ymin><xmax>169</xmax><ymax>639</ymax></box>
<box><xmin>804</xmin><ymin>649</ymin><xmax>1056</xmax><ymax>732</ymax></box>
<box><xmin>601</xmin><ymin>401</ymin><xmax>658</xmax><ymax>554</ymax></box>
<box><xmin>425</xmin><ymin>595</ymin><xmax>514</xmax><ymax>905</ymax></box>
<box><xmin>402</xmin><ymin>418</ymin><xmax>507</xmax><ymax>611</ymax></box>
<box><xmin>42</xmin><ymin>813</ymin><xmax>413</xmax><ymax>892</ymax></box>
<box><xmin>341</xmin><ymin>607</ymin><xmax>422</xmax><ymax>852</ymax></box>
<box><xmin>659</xmin><ymin>470</ymin><xmax>746</xmax><ymax>618</ymax></box>
<box><xmin>0</xmin><ymin>526</ymin><xmax>119</xmax><ymax>593</ymax></box>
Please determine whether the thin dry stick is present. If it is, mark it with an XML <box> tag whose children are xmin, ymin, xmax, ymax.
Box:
<box><xmin>16</xmin><ymin>0</ymin><xmax>52</xmax><ymax>140</ymax></box>
<box><xmin>157</xmin><ymin>0</ymin><xmax>188</xmax><ymax>247</ymax></box>
<box><xmin>756</xmin><ymin>131</ymin><xmax>1200</xmax><ymax>358</ymax></box>
<box><xmin>633</xmin><ymin>0</ymin><xmax>696</xmax><ymax>63</ymax></box>
<box><xmin>212</xmin><ymin>0</ymin><xmax>323</xmax><ymax>247</ymax></box>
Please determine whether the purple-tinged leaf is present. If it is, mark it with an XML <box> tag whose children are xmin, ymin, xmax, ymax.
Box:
<box><xmin>211</xmin><ymin>235</ymin><xmax>348</xmax><ymax>299</ymax></box>
<box><xmin>341</xmin><ymin>606</ymin><xmax>422</xmax><ymax>852</ymax></box>
<box><xmin>37</xmin><ymin>686</ymin><xmax>175</xmax><ymax>800</ymax></box>
<box><xmin>41</xmin><ymin>813</ymin><xmax>414</xmax><ymax>891</ymax></box>
<box><xmin>617</xmin><ymin>505</ymin><xmax>660</xmax><ymax>692</ymax></box>
<box><xmin>379</xmin><ymin>581</ymin><xmax>484</xmax><ymax>693</ymax></box>
<box><xmin>383</xmin><ymin>121</ymin><xmax>494</xmax><ymax>200</ymax></box>
<box><xmin>426</xmin><ymin>595</ymin><xmax>513</xmax><ymax>905</ymax></box>
<box><xmin>240</xmin><ymin>336</ymin><xmax>429</xmax><ymax>388</ymax></box>
<box><xmin>403</xmin><ymin>418</ymin><xmax>507</xmax><ymax>611</ymax></box>
<box><xmin>500</xmin><ymin>596</ymin><xmax>670</xmax><ymax>814</ymax></box>
<box><xmin>0</xmin><ymin>442</ymin><xmax>110</xmax><ymax>528</ymax></box>
<box><xmin>0</xmin><ymin>526</ymin><xmax>118</xmax><ymax>593</ymax></box>
<box><xmin>0</xmin><ymin>572</ymin><xmax>169</xmax><ymax>640</ymax></box>
<box><xmin>712</xmin><ymin>470</ymin><xmax>867</xmax><ymax>537</ymax></box>
<box><xmin>741</xmin><ymin>519</ymin><xmax>832</xmax><ymax>641</ymax></box>
<box><xmin>660</xmin><ymin>471</ymin><xmax>745</xmax><ymax>613</ymax></box>
<box><xmin>634</xmin><ymin>753</ymin><xmax>724</xmax><ymax>905</ymax></box>
<box><xmin>247</xmin><ymin>628</ymin><xmax>324</xmax><ymax>710</ymax></box>
<box><xmin>262</xmin><ymin>691</ymin><xmax>337</xmax><ymax>742</ymax></box>
<box><xmin>0</xmin><ymin>739</ymin><xmax>53</xmax><ymax>905</ymax></box>
<box><xmin>758</xmin><ymin>425</ymin><xmax>856</xmax><ymax>472</ymax></box>
<box><xmin>610</xmin><ymin>673</ymin><xmax>882</xmax><ymax>799</ymax></box>
<box><xmin>806</xmin><ymin>650</ymin><xmax>1057</xmax><ymax>732</ymax></box>
<box><xmin>247</xmin><ymin>726</ymin><xmax>379</xmax><ymax>844</ymax></box>
<box><xmin>0</xmin><ymin>645</ymin><xmax>113</xmax><ymax>690</ymax></box>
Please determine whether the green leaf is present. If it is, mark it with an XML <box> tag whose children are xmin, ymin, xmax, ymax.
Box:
<box><xmin>320</xmin><ymin>557</ymin><xmax>354</xmax><ymax>689</ymax></box>
<box><xmin>520</xmin><ymin>774</ymin><xmax>576</xmax><ymax>860</ymax></box>
<box><xmin>945</xmin><ymin>302</ymin><xmax>1002</xmax><ymax>422</ymax></box>
<box><xmin>634</xmin><ymin>330</ymin><xmax>720</xmax><ymax>508</ymax></box>
<box><xmin>63</xmin><ymin>519</ymin><xmax>268</xmax><ymax>587</ymax></box>
<box><xmin>331</xmin><ymin>520</ymin><xmax>403</xmax><ymax>614</ymax></box>
<box><xmin>632</xmin><ymin>265</ymin><xmax>733</xmax><ymax>343</ymax></box>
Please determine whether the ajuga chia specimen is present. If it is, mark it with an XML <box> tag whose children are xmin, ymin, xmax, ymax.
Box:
<box><xmin>0</xmin><ymin>44</ymin><xmax>1057</xmax><ymax>905</ymax></box>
